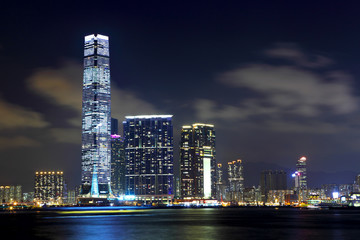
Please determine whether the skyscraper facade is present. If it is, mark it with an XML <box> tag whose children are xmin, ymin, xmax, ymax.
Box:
<box><xmin>80</xmin><ymin>34</ymin><xmax>111</xmax><ymax>197</ymax></box>
<box><xmin>179</xmin><ymin>125</ymin><xmax>194</xmax><ymax>198</ymax></box>
<box><xmin>0</xmin><ymin>186</ymin><xmax>22</xmax><ymax>204</ymax></box>
<box><xmin>34</xmin><ymin>171</ymin><xmax>64</xmax><ymax>204</ymax></box>
<box><xmin>295</xmin><ymin>156</ymin><xmax>307</xmax><ymax>202</ymax></box>
<box><xmin>124</xmin><ymin>115</ymin><xmax>174</xmax><ymax>201</ymax></box>
<box><xmin>227</xmin><ymin>159</ymin><xmax>245</xmax><ymax>202</ymax></box>
<box><xmin>216</xmin><ymin>163</ymin><xmax>225</xmax><ymax>201</ymax></box>
<box><xmin>260</xmin><ymin>170</ymin><xmax>287</xmax><ymax>202</ymax></box>
<box><xmin>111</xmin><ymin>134</ymin><xmax>125</xmax><ymax>196</ymax></box>
<box><xmin>111</xmin><ymin>118</ymin><xmax>119</xmax><ymax>135</ymax></box>
<box><xmin>180</xmin><ymin>124</ymin><xmax>216</xmax><ymax>199</ymax></box>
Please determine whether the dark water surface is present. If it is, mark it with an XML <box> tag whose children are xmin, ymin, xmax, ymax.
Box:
<box><xmin>1</xmin><ymin>208</ymin><xmax>360</xmax><ymax>239</ymax></box>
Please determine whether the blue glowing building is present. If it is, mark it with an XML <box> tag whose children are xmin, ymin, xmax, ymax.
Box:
<box><xmin>123</xmin><ymin>115</ymin><xmax>174</xmax><ymax>201</ymax></box>
<box><xmin>80</xmin><ymin>34</ymin><xmax>111</xmax><ymax>198</ymax></box>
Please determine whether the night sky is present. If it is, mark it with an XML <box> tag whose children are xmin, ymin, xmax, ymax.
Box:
<box><xmin>1</xmin><ymin>1</ymin><xmax>360</xmax><ymax>191</ymax></box>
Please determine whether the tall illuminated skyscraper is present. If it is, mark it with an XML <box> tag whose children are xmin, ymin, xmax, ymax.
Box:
<box><xmin>180</xmin><ymin>124</ymin><xmax>216</xmax><ymax>199</ymax></box>
<box><xmin>80</xmin><ymin>34</ymin><xmax>111</xmax><ymax>198</ymax></box>
<box><xmin>179</xmin><ymin>125</ymin><xmax>194</xmax><ymax>198</ymax></box>
<box><xmin>216</xmin><ymin>163</ymin><xmax>225</xmax><ymax>201</ymax></box>
<box><xmin>294</xmin><ymin>156</ymin><xmax>307</xmax><ymax>202</ymax></box>
<box><xmin>228</xmin><ymin>159</ymin><xmax>244</xmax><ymax>202</ymax></box>
<box><xmin>124</xmin><ymin>115</ymin><xmax>174</xmax><ymax>201</ymax></box>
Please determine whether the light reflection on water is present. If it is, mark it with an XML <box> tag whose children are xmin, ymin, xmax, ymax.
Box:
<box><xmin>2</xmin><ymin>208</ymin><xmax>360</xmax><ymax>239</ymax></box>
<box><xmin>44</xmin><ymin>214</ymin><xmax>155</xmax><ymax>219</ymax></box>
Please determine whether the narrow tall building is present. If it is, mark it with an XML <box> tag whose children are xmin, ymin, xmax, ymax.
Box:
<box><xmin>216</xmin><ymin>163</ymin><xmax>225</xmax><ymax>201</ymax></box>
<box><xmin>180</xmin><ymin>124</ymin><xmax>216</xmax><ymax>199</ymax></box>
<box><xmin>80</xmin><ymin>34</ymin><xmax>111</xmax><ymax>198</ymax></box>
<box><xmin>111</xmin><ymin>134</ymin><xmax>125</xmax><ymax>196</ymax></box>
<box><xmin>124</xmin><ymin>115</ymin><xmax>174</xmax><ymax>201</ymax></box>
<box><xmin>179</xmin><ymin>126</ymin><xmax>194</xmax><ymax>198</ymax></box>
<box><xmin>111</xmin><ymin>118</ymin><xmax>119</xmax><ymax>135</ymax></box>
<box><xmin>228</xmin><ymin>159</ymin><xmax>244</xmax><ymax>202</ymax></box>
<box><xmin>295</xmin><ymin>156</ymin><xmax>307</xmax><ymax>202</ymax></box>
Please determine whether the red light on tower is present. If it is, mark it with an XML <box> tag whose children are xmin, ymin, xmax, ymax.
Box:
<box><xmin>299</xmin><ymin>156</ymin><xmax>307</xmax><ymax>162</ymax></box>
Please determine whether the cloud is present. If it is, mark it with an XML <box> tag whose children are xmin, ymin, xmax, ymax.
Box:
<box><xmin>193</xmin><ymin>46</ymin><xmax>358</xmax><ymax>134</ymax></box>
<box><xmin>262</xmin><ymin>120</ymin><xmax>343</xmax><ymax>134</ymax></box>
<box><xmin>264</xmin><ymin>43</ymin><xmax>333</xmax><ymax>68</ymax></box>
<box><xmin>194</xmin><ymin>99</ymin><xmax>245</xmax><ymax>121</ymax></box>
<box><xmin>27</xmin><ymin>61</ymin><xmax>160</xmax><ymax>137</ymax></box>
<box><xmin>219</xmin><ymin>64</ymin><xmax>357</xmax><ymax>116</ymax></box>
<box><xmin>0</xmin><ymin>136</ymin><xmax>41</xmax><ymax>149</ymax></box>
<box><xmin>0</xmin><ymin>98</ymin><xmax>49</xmax><ymax>130</ymax></box>
<box><xmin>50</xmin><ymin>128</ymin><xmax>81</xmax><ymax>144</ymax></box>
<box><xmin>27</xmin><ymin>61</ymin><xmax>82</xmax><ymax>112</ymax></box>
<box><xmin>111</xmin><ymin>88</ymin><xmax>160</xmax><ymax>120</ymax></box>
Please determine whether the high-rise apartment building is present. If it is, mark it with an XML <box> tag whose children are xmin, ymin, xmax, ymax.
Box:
<box><xmin>228</xmin><ymin>159</ymin><xmax>244</xmax><ymax>202</ymax></box>
<box><xmin>260</xmin><ymin>170</ymin><xmax>287</xmax><ymax>202</ymax></box>
<box><xmin>356</xmin><ymin>174</ymin><xmax>360</xmax><ymax>186</ymax></box>
<box><xmin>354</xmin><ymin>174</ymin><xmax>360</xmax><ymax>192</ymax></box>
<box><xmin>0</xmin><ymin>186</ymin><xmax>22</xmax><ymax>204</ymax></box>
<box><xmin>23</xmin><ymin>192</ymin><xmax>34</xmax><ymax>203</ymax></box>
<box><xmin>180</xmin><ymin>126</ymin><xmax>194</xmax><ymax>198</ymax></box>
<box><xmin>216</xmin><ymin>164</ymin><xmax>224</xmax><ymax>185</ymax></box>
<box><xmin>216</xmin><ymin>163</ymin><xmax>226</xmax><ymax>201</ymax></box>
<box><xmin>180</xmin><ymin>124</ymin><xmax>216</xmax><ymax>199</ymax></box>
<box><xmin>34</xmin><ymin>171</ymin><xmax>64</xmax><ymax>204</ymax></box>
<box><xmin>294</xmin><ymin>156</ymin><xmax>307</xmax><ymax>202</ymax></box>
<box><xmin>111</xmin><ymin>134</ymin><xmax>125</xmax><ymax>196</ymax></box>
<box><xmin>80</xmin><ymin>34</ymin><xmax>111</xmax><ymax>198</ymax></box>
<box><xmin>124</xmin><ymin>115</ymin><xmax>174</xmax><ymax>201</ymax></box>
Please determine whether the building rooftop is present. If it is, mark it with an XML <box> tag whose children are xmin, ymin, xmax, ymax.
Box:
<box><xmin>85</xmin><ymin>34</ymin><xmax>109</xmax><ymax>41</ymax></box>
<box><xmin>125</xmin><ymin>115</ymin><xmax>173</xmax><ymax>119</ymax></box>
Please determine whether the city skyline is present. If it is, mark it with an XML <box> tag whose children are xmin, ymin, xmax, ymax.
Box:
<box><xmin>1</xmin><ymin>1</ymin><xmax>360</xmax><ymax>191</ymax></box>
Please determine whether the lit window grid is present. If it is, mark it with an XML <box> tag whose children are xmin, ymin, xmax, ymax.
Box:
<box><xmin>180</xmin><ymin>124</ymin><xmax>216</xmax><ymax>199</ymax></box>
<box><xmin>34</xmin><ymin>172</ymin><xmax>64</xmax><ymax>202</ymax></box>
<box><xmin>81</xmin><ymin>34</ymin><xmax>112</xmax><ymax>195</ymax></box>
<box><xmin>124</xmin><ymin>116</ymin><xmax>174</xmax><ymax>196</ymax></box>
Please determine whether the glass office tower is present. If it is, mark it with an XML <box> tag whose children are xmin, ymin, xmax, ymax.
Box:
<box><xmin>124</xmin><ymin>115</ymin><xmax>174</xmax><ymax>201</ymax></box>
<box><xmin>80</xmin><ymin>34</ymin><xmax>111</xmax><ymax>197</ymax></box>
<box><xmin>295</xmin><ymin>156</ymin><xmax>307</xmax><ymax>202</ymax></box>
<box><xmin>179</xmin><ymin>125</ymin><xmax>194</xmax><ymax>198</ymax></box>
<box><xmin>180</xmin><ymin>124</ymin><xmax>216</xmax><ymax>199</ymax></box>
<box><xmin>111</xmin><ymin>134</ymin><xmax>126</xmax><ymax>196</ymax></box>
